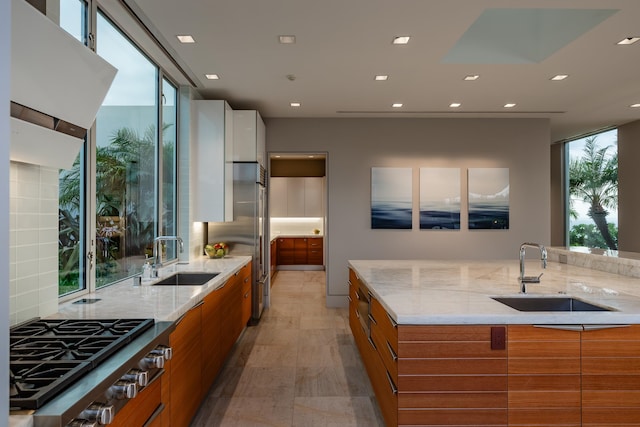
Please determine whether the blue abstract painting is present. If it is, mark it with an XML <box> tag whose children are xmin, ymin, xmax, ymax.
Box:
<box><xmin>468</xmin><ymin>168</ymin><xmax>509</xmax><ymax>229</ymax></box>
<box><xmin>420</xmin><ymin>168</ymin><xmax>460</xmax><ymax>230</ymax></box>
<box><xmin>371</xmin><ymin>167</ymin><xmax>412</xmax><ymax>229</ymax></box>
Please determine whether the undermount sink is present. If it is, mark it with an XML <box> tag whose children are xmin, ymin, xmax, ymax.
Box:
<box><xmin>492</xmin><ymin>296</ymin><xmax>613</xmax><ymax>312</ymax></box>
<box><xmin>153</xmin><ymin>272</ymin><xmax>219</xmax><ymax>286</ymax></box>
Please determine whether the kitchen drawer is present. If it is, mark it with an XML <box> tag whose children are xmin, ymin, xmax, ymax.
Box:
<box><xmin>308</xmin><ymin>249</ymin><xmax>323</xmax><ymax>265</ymax></box>
<box><xmin>277</xmin><ymin>238</ymin><xmax>293</xmax><ymax>248</ymax></box>
<box><xmin>371</xmin><ymin>320</ymin><xmax>398</xmax><ymax>381</ymax></box>
<box><xmin>308</xmin><ymin>237</ymin><xmax>323</xmax><ymax>249</ymax></box>
<box><xmin>370</xmin><ymin>297</ymin><xmax>398</xmax><ymax>354</ymax></box>
<box><xmin>110</xmin><ymin>375</ymin><xmax>162</xmax><ymax>427</ymax></box>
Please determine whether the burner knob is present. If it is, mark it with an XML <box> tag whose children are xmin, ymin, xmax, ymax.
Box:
<box><xmin>108</xmin><ymin>380</ymin><xmax>138</xmax><ymax>400</ymax></box>
<box><xmin>151</xmin><ymin>344</ymin><xmax>173</xmax><ymax>360</ymax></box>
<box><xmin>141</xmin><ymin>353</ymin><xmax>164</xmax><ymax>369</ymax></box>
<box><xmin>122</xmin><ymin>368</ymin><xmax>149</xmax><ymax>387</ymax></box>
<box><xmin>67</xmin><ymin>419</ymin><xmax>98</xmax><ymax>427</ymax></box>
<box><xmin>80</xmin><ymin>403</ymin><xmax>114</xmax><ymax>425</ymax></box>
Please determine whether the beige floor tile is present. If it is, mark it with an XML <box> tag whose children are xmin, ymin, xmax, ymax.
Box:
<box><xmin>292</xmin><ymin>396</ymin><xmax>385</xmax><ymax>427</ymax></box>
<box><xmin>191</xmin><ymin>271</ymin><xmax>382</xmax><ymax>427</ymax></box>
<box><xmin>191</xmin><ymin>396</ymin><xmax>294</xmax><ymax>427</ymax></box>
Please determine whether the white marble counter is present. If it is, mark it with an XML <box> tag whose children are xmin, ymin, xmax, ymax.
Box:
<box><xmin>271</xmin><ymin>234</ymin><xmax>323</xmax><ymax>241</ymax></box>
<box><xmin>54</xmin><ymin>256</ymin><xmax>252</xmax><ymax>322</ymax></box>
<box><xmin>348</xmin><ymin>259</ymin><xmax>640</xmax><ymax>325</ymax></box>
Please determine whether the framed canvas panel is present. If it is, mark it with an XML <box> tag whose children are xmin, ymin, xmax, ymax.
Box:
<box><xmin>468</xmin><ymin>168</ymin><xmax>509</xmax><ymax>229</ymax></box>
<box><xmin>419</xmin><ymin>168</ymin><xmax>460</xmax><ymax>230</ymax></box>
<box><xmin>371</xmin><ymin>167</ymin><xmax>412</xmax><ymax>229</ymax></box>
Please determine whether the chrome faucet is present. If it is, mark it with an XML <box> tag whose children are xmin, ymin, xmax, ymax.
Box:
<box><xmin>152</xmin><ymin>236</ymin><xmax>184</xmax><ymax>276</ymax></box>
<box><xmin>519</xmin><ymin>242</ymin><xmax>547</xmax><ymax>293</ymax></box>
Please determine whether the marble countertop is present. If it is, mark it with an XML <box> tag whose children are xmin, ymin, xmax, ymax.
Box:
<box><xmin>54</xmin><ymin>256</ymin><xmax>252</xmax><ymax>322</ymax></box>
<box><xmin>271</xmin><ymin>234</ymin><xmax>323</xmax><ymax>241</ymax></box>
<box><xmin>348</xmin><ymin>259</ymin><xmax>640</xmax><ymax>325</ymax></box>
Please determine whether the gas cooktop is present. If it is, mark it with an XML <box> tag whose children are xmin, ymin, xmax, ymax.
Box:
<box><xmin>10</xmin><ymin>318</ymin><xmax>154</xmax><ymax>410</ymax></box>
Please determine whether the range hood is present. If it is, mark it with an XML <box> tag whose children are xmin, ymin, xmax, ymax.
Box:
<box><xmin>10</xmin><ymin>0</ymin><xmax>117</xmax><ymax>169</ymax></box>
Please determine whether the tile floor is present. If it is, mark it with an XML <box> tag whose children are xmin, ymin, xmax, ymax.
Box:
<box><xmin>190</xmin><ymin>270</ymin><xmax>385</xmax><ymax>426</ymax></box>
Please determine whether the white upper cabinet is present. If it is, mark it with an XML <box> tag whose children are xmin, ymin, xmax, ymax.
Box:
<box><xmin>233</xmin><ymin>110</ymin><xmax>266</xmax><ymax>166</ymax></box>
<box><xmin>270</xmin><ymin>177</ymin><xmax>324</xmax><ymax>217</ymax></box>
<box><xmin>192</xmin><ymin>100</ymin><xmax>233</xmax><ymax>222</ymax></box>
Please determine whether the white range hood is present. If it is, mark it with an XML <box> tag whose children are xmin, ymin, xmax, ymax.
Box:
<box><xmin>10</xmin><ymin>0</ymin><xmax>117</xmax><ymax>169</ymax></box>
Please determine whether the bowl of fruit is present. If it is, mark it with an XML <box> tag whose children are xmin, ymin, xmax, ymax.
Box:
<box><xmin>205</xmin><ymin>242</ymin><xmax>229</xmax><ymax>258</ymax></box>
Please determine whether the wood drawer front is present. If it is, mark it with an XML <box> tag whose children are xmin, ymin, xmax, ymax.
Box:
<box><xmin>507</xmin><ymin>325</ymin><xmax>581</xmax><ymax>426</ymax></box>
<box><xmin>277</xmin><ymin>238</ymin><xmax>293</xmax><ymax>248</ymax></box>
<box><xmin>364</xmin><ymin>337</ymin><xmax>398</xmax><ymax>427</ymax></box>
<box><xmin>293</xmin><ymin>238</ymin><xmax>308</xmax><ymax>249</ymax></box>
<box><xmin>400</xmin><ymin>357</ymin><xmax>506</xmax><ymax>376</ymax></box>
<box><xmin>348</xmin><ymin>268</ymin><xmax>359</xmax><ymax>287</ymax></box>
<box><xmin>307</xmin><ymin>237</ymin><xmax>323</xmax><ymax>248</ymax></box>
<box><xmin>399</xmin><ymin>375</ymin><xmax>507</xmax><ymax>392</ymax></box>
<box><xmin>370</xmin><ymin>298</ymin><xmax>397</xmax><ymax>353</ymax></box>
<box><xmin>398</xmin><ymin>408</ymin><xmax>506</xmax><ymax>426</ymax></box>
<box><xmin>111</xmin><ymin>376</ymin><xmax>162</xmax><ymax>427</ymax></box>
<box><xmin>508</xmin><ymin>408</ymin><xmax>582</xmax><ymax>426</ymax></box>
<box><xmin>307</xmin><ymin>249</ymin><xmax>323</xmax><ymax>264</ymax></box>
<box><xmin>371</xmin><ymin>320</ymin><xmax>398</xmax><ymax>380</ymax></box>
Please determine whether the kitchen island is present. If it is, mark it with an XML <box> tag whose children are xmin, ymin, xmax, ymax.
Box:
<box><xmin>348</xmin><ymin>258</ymin><xmax>640</xmax><ymax>427</ymax></box>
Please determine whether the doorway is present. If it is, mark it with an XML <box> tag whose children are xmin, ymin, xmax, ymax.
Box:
<box><xmin>267</xmin><ymin>153</ymin><xmax>328</xmax><ymax>306</ymax></box>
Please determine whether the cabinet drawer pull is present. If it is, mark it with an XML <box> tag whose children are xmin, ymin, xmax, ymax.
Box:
<box><xmin>355</xmin><ymin>290</ymin><xmax>360</xmax><ymax>300</ymax></box>
<box><xmin>385</xmin><ymin>371</ymin><xmax>398</xmax><ymax>395</ymax></box>
<box><xmin>534</xmin><ymin>324</ymin><xmax>583</xmax><ymax>332</ymax></box>
<box><xmin>386</xmin><ymin>340</ymin><xmax>398</xmax><ymax>361</ymax></box>
<box><xmin>244</xmin><ymin>277</ymin><xmax>250</xmax><ymax>283</ymax></box>
<box><xmin>386</xmin><ymin>312</ymin><xmax>398</xmax><ymax>328</ymax></box>
<box><xmin>347</xmin><ymin>295</ymin><xmax>353</xmax><ymax>303</ymax></box>
<box><xmin>583</xmin><ymin>324</ymin><xmax>631</xmax><ymax>331</ymax></box>
<box><xmin>244</xmin><ymin>291</ymin><xmax>250</xmax><ymax>299</ymax></box>
<box><xmin>367</xmin><ymin>336</ymin><xmax>377</xmax><ymax>350</ymax></box>
<box><xmin>355</xmin><ymin>308</ymin><xmax>360</xmax><ymax>319</ymax></box>
<box><xmin>368</xmin><ymin>314</ymin><xmax>377</xmax><ymax>325</ymax></box>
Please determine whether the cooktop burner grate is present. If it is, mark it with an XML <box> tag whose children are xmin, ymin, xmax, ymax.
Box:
<box><xmin>9</xmin><ymin>318</ymin><xmax>155</xmax><ymax>410</ymax></box>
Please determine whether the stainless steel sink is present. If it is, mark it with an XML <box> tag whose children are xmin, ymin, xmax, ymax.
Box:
<box><xmin>492</xmin><ymin>296</ymin><xmax>612</xmax><ymax>312</ymax></box>
<box><xmin>153</xmin><ymin>272</ymin><xmax>219</xmax><ymax>286</ymax></box>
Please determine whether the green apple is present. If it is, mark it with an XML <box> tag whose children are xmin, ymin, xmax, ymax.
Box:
<box><xmin>216</xmin><ymin>249</ymin><xmax>225</xmax><ymax>257</ymax></box>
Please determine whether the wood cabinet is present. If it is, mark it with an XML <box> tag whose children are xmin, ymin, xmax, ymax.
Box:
<box><xmin>269</xmin><ymin>177</ymin><xmax>324</xmax><ymax>217</ymax></box>
<box><xmin>581</xmin><ymin>325</ymin><xmax>640</xmax><ymax>425</ymax></box>
<box><xmin>350</xmin><ymin>267</ymin><xmax>508</xmax><ymax>427</ymax></box>
<box><xmin>192</xmin><ymin>100</ymin><xmax>233</xmax><ymax>222</ymax></box>
<box><xmin>169</xmin><ymin>303</ymin><xmax>202</xmax><ymax>427</ymax></box>
<box><xmin>276</xmin><ymin>237</ymin><xmax>323</xmax><ymax>266</ymax></box>
<box><xmin>507</xmin><ymin>325</ymin><xmax>581</xmax><ymax>426</ymax></box>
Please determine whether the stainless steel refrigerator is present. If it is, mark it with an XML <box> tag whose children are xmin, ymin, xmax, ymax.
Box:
<box><xmin>208</xmin><ymin>162</ymin><xmax>269</xmax><ymax>323</ymax></box>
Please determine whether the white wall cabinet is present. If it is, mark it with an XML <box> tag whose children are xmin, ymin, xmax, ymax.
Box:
<box><xmin>270</xmin><ymin>177</ymin><xmax>324</xmax><ymax>217</ymax></box>
<box><xmin>233</xmin><ymin>110</ymin><xmax>265</xmax><ymax>167</ymax></box>
<box><xmin>192</xmin><ymin>100</ymin><xmax>233</xmax><ymax>222</ymax></box>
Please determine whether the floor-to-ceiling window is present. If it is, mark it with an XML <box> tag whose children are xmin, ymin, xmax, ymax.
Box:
<box><xmin>58</xmin><ymin>2</ymin><xmax>179</xmax><ymax>295</ymax></box>
<box><xmin>58</xmin><ymin>0</ymin><xmax>88</xmax><ymax>295</ymax></box>
<box><xmin>566</xmin><ymin>129</ymin><xmax>618</xmax><ymax>250</ymax></box>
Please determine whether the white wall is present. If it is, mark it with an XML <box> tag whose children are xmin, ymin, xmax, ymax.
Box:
<box><xmin>266</xmin><ymin>118</ymin><xmax>551</xmax><ymax>306</ymax></box>
<box><xmin>2</xmin><ymin>0</ymin><xmax>11</xmax><ymax>418</ymax></box>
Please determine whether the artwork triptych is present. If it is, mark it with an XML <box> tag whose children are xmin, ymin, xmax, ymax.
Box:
<box><xmin>371</xmin><ymin>167</ymin><xmax>509</xmax><ymax>230</ymax></box>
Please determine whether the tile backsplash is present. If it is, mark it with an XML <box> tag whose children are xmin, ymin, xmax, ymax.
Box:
<box><xmin>9</xmin><ymin>161</ymin><xmax>59</xmax><ymax>326</ymax></box>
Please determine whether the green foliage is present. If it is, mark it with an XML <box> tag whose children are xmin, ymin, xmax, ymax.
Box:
<box><xmin>568</xmin><ymin>135</ymin><xmax>618</xmax><ymax>250</ymax></box>
<box><xmin>569</xmin><ymin>223</ymin><xmax>618</xmax><ymax>250</ymax></box>
<box><xmin>58</xmin><ymin>124</ymin><xmax>175</xmax><ymax>295</ymax></box>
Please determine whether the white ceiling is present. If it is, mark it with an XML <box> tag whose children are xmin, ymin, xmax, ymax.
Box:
<box><xmin>129</xmin><ymin>0</ymin><xmax>640</xmax><ymax>142</ymax></box>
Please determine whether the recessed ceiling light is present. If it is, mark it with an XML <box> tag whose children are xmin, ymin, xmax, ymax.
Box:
<box><xmin>630</xmin><ymin>103</ymin><xmax>640</xmax><ymax>108</ymax></box>
<box><xmin>449</xmin><ymin>103</ymin><xmax>462</xmax><ymax>108</ymax></box>
<box><xmin>550</xmin><ymin>74</ymin><xmax>569</xmax><ymax>81</ymax></box>
<box><xmin>464</xmin><ymin>75</ymin><xmax>480</xmax><ymax>81</ymax></box>
<box><xmin>504</xmin><ymin>103</ymin><xmax>517</xmax><ymax>108</ymax></box>
<box><xmin>176</xmin><ymin>35</ymin><xmax>195</xmax><ymax>43</ymax></box>
<box><xmin>205</xmin><ymin>74</ymin><xmax>220</xmax><ymax>80</ymax></box>
<box><xmin>392</xmin><ymin>36</ymin><xmax>410</xmax><ymax>45</ymax></box>
<box><xmin>617</xmin><ymin>37</ymin><xmax>640</xmax><ymax>45</ymax></box>
<box><xmin>375</xmin><ymin>75</ymin><xmax>389</xmax><ymax>81</ymax></box>
<box><xmin>392</xmin><ymin>103</ymin><xmax>403</xmax><ymax>108</ymax></box>
<box><xmin>279</xmin><ymin>35</ymin><xmax>296</xmax><ymax>44</ymax></box>
<box><xmin>290</xmin><ymin>102</ymin><xmax>301</xmax><ymax>107</ymax></box>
